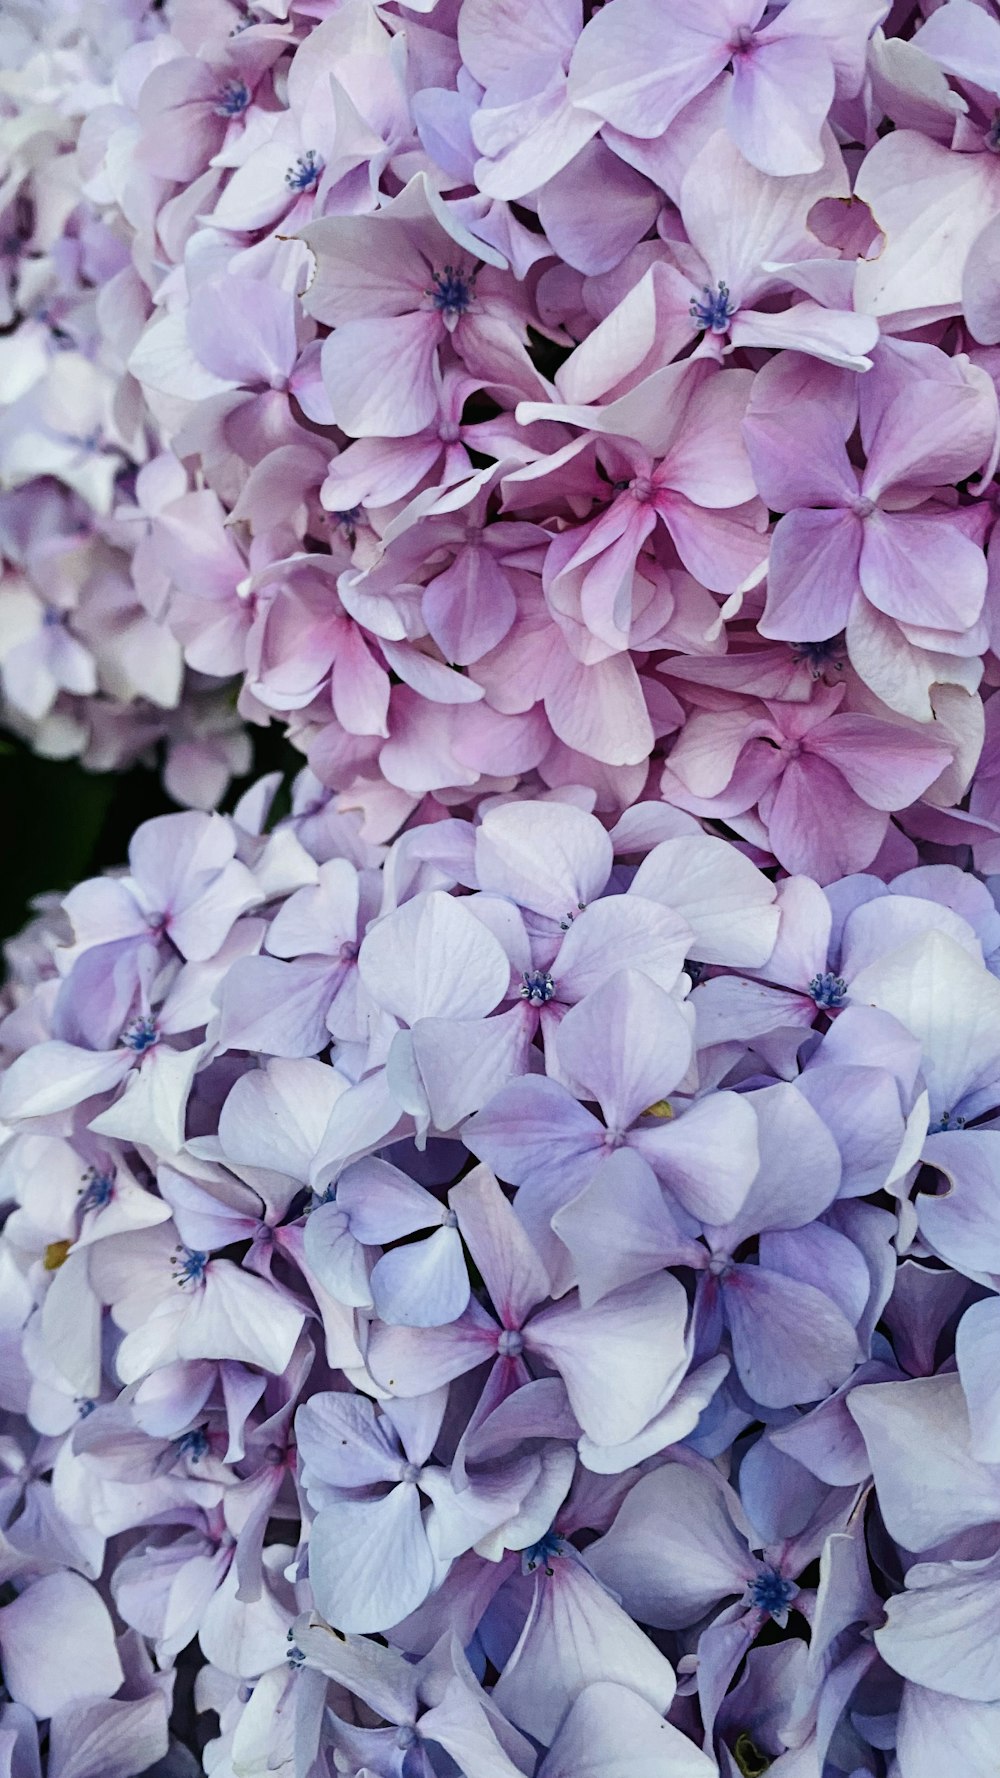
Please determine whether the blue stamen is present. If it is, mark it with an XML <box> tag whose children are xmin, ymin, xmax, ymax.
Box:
<box><xmin>429</xmin><ymin>266</ymin><xmax>474</xmax><ymax>319</ymax></box>
<box><xmin>790</xmin><ymin>638</ymin><xmax>845</xmax><ymax>679</ymax></box>
<box><xmin>79</xmin><ymin>1170</ymin><xmax>114</xmax><ymax>1212</ymax></box>
<box><xmin>172</xmin><ymin>1247</ymin><xmax>209</xmax><ymax>1288</ymax></box>
<box><xmin>690</xmin><ymin>280</ymin><xmax>736</xmax><ymax>334</ymax></box>
<box><xmin>176</xmin><ymin>1427</ymin><xmax>208</xmax><ymax>1461</ymax></box>
<box><xmin>809</xmin><ymin>972</ymin><xmax>847</xmax><ymax>1011</ymax></box>
<box><xmin>928</xmin><ymin>1109</ymin><xmax>967</xmax><ymax>1134</ymax></box>
<box><xmin>519</xmin><ymin>969</ymin><xmax>556</xmax><ymax>1006</ymax></box>
<box><xmin>214</xmin><ymin>78</ymin><xmax>251</xmax><ymax>117</ymax></box>
<box><xmin>75</xmin><ymin>1397</ymin><xmax>97</xmax><ymax>1418</ymax></box>
<box><xmin>749</xmin><ymin>1566</ymin><xmax>797</xmax><ymax>1622</ymax></box>
<box><xmin>523</xmin><ymin>1530</ymin><xmax>566</xmax><ymax>1575</ymax></box>
<box><xmin>285</xmin><ymin>150</ymin><xmax>323</xmax><ymax>193</ymax></box>
<box><xmin>987</xmin><ymin>112</ymin><xmax>1000</xmax><ymax>154</ymax></box>
<box><xmin>119</xmin><ymin>1014</ymin><xmax>159</xmax><ymax>1053</ymax></box>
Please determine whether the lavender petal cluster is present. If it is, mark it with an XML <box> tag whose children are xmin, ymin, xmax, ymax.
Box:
<box><xmin>0</xmin><ymin>784</ymin><xmax>997</xmax><ymax>1775</ymax></box>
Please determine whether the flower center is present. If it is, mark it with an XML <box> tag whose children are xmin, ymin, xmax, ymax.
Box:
<box><xmin>119</xmin><ymin>1014</ymin><xmax>159</xmax><ymax>1053</ymax></box>
<box><xmin>749</xmin><ymin>1565</ymin><xmax>797</xmax><ymax>1620</ymax></box>
<box><xmin>519</xmin><ymin>969</ymin><xmax>556</xmax><ymax>1006</ymax></box>
<box><xmin>429</xmin><ymin>266</ymin><xmax>474</xmax><ymax>319</ymax></box>
<box><xmin>523</xmin><ymin>1529</ymin><xmax>566</xmax><ymax>1574</ymax></box>
<box><xmin>497</xmin><ymin>1328</ymin><xmax>525</xmax><ymax>1357</ymax></box>
<box><xmin>986</xmin><ymin>111</ymin><xmax>1000</xmax><ymax>153</ymax></box>
<box><xmin>928</xmin><ymin>1108</ymin><xmax>967</xmax><ymax>1134</ymax></box>
<box><xmin>690</xmin><ymin>280</ymin><xmax>736</xmax><ymax>334</ymax></box>
<box><xmin>172</xmin><ymin>1247</ymin><xmax>209</xmax><ymax>1288</ymax></box>
<box><xmin>79</xmin><ymin>1169</ymin><xmax>115</xmax><ymax>1212</ymax></box>
<box><xmin>789</xmin><ymin>638</ymin><xmax>845</xmax><ymax>679</ymax></box>
<box><xmin>809</xmin><ymin>971</ymin><xmax>847</xmax><ymax>1011</ymax></box>
<box><xmin>214</xmin><ymin>78</ymin><xmax>251</xmax><ymax>117</ymax></box>
<box><xmin>285</xmin><ymin>150</ymin><xmax>323</xmax><ymax>193</ymax></box>
<box><xmin>176</xmin><ymin>1427</ymin><xmax>208</xmax><ymax>1460</ymax></box>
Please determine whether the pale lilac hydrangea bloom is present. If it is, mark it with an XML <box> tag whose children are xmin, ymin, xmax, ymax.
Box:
<box><xmin>0</xmin><ymin>786</ymin><xmax>996</xmax><ymax>1774</ymax></box>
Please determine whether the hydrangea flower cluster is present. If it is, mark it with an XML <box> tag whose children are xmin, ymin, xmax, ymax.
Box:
<box><xmin>3</xmin><ymin>787</ymin><xmax>1000</xmax><ymax>1776</ymax></box>
<box><xmin>9</xmin><ymin>0</ymin><xmax>1000</xmax><ymax>1774</ymax></box>
<box><xmin>0</xmin><ymin>0</ymin><xmax>250</xmax><ymax>801</ymax></box>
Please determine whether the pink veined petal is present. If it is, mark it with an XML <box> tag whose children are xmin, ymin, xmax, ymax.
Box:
<box><xmin>474</xmin><ymin>81</ymin><xmax>602</xmax><ymax>203</ymax></box>
<box><xmin>541</xmin><ymin>1679</ymin><xmax>718</xmax><ymax>1778</ymax></box>
<box><xmin>525</xmin><ymin>1270</ymin><xmax>691</xmax><ymax>1447</ymax></box>
<box><xmin>47</xmin><ymin>1694</ymin><xmax>168</xmax><ymax>1778</ymax></box>
<box><xmin>723</xmin><ymin>1265</ymin><xmax>861</xmax><ymax>1407</ymax></box>
<box><xmin>678</xmin><ymin>126</ymin><xmax>849</xmax><ymax>302</ymax></box>
<box><xmin>876</xmin><ymin>1556</ymin><xmax>1000</xmax><ymax>1702</ymax></box>
<box><xmin>555</xmin><ymin>968</ymin><xmax>694</xmax><ymax>1132</ymax></box>
<box><xmin>178</xmin><ymin>1264</ymin><xmax>306</xmax><ymax>1373</ymax></box>
<box><xmin>208</xmin><ymin>142</ymin><xmax>301</xmax><ymax>232</ymax></box>
<box><xmin>656</xmin><ymin>494</ymin><xmax>768</xmax><ymax>596</ymax></box>
<box><xmin>322</xmin><ymin>433</ymin><xmax>442</xmax><ymax>510</ymax></box>
<box><xmin>765</xmin><ymin>754</ymin><xmax>888</xmax><ymax>881</ymax></box>
<box><xmin>911</xmin><ymin>0</ymin><xmax>1000</xmax><ymax>93</ymax></box>
<box><xmin>658</xmin><ymin>367</ymin><xmax>758</xmax><ymax>508</ymax></box>
<box><xmin>217</xmin><ymin>956</ymin><xmax>344</xmax><ymax>1058</ymax></box>
<box><xmin>854</xmin><ymin>130</ymin><xmax>1000</xmax><ymax>323</ymax></box>
<box><xmin>863</xmin><ymin>377</ymin><xmax>998</xmax><ymax>496</ymax></box>
<box><xmin>587</xmin><ymin>1464</ymin><xmax>754</xmax><ymax>1630</ymax></box>
<box><xmin>727</xmin><ymin>30</ymin><xmax>834</xmax><ymax>176</ymax></box>
<box><xmin>320</xmin><ymin>313</ymin><xmax>442</xmax><ymax>438</ymax></box>
<box><xmin>330</xmin><ymin>625</ymin><xmax>391</xmax><ymax>739</ymax></box>
<box><xmin>758</xmin><ymin>508</ymin><xmax>861</xmax><ymax>642</ymax></box>
<box><xmin>858</xmin><ymin>510</ymin><xmax>987</xmax><ymax>632</ymax></box>
<box><xmin>493</xmin><ymin>1551</ymin><xmax>677</xmax><ymax>1744</ymax></box>
<box><xmin>568</xmin><ymin>0</ymin><xmax>743</xmax><ymax>138</ymax></box>
<box><xmin>370</xmin><ymin>1225</ymin><xmax>472</xmax><ymax>1327</ymax></box>
<box><xmin>806</xmin><ymin>713</ymin><xmax>952</xmax><ymax>810</ymax></box>
<box><xmin>186</xmin><ymin>277</ymin><xmax>298</xmax><ymax>389</ymax></box>
<box><xmin>0</xmin><ymin>1573</ymin><xmax>124</xmax><ymax>1718</ymax></box>
<box><xmin>450</xmin><ymin>1162</ymin><xmax>551</xmax><ymax>1329</ymax></box>
<box><xmin>537</xmin><ymin>137</ymin><xmax>661</xmax><ymax>276</ymax></box>
<box><xmin>458</xmin><ymin>0</ymin><xmax>582</xmax><ymax>86</ymax></box>
<box><xmin>299</xmin><ymin>215</ymin><xmax>432</xmax><ymax>326</ymax></box>
<box><xmin>730</xmin><ymin>302</ymin><xmax>879</xmax><ymax>371</ymax></box>
<box><xmin>964</xmin><ymin>210</ymin><xmax>1000</xmax><ymax>346</ymax></box>
<box><xmin>0</xmin><ymin>1040</ymin><xmax>134</xmax><ymax>1120</ymax></box>
<box><xmin>475</xmin><ymin>800</ymin><xmax>613</xmax><ymax>917</ymax></box>
<box><xmin>296</xmin><ymin>1391</ymin><xmax>404</xmax><ymax>1488</ymax></box>
<box><xmin>424</xmin><ymin>545</ymin><xmax>518</xmax><ymax>666</ymax></box>
<box><xmin>358</xmin><ymin>889</ymin><xmax>510</xmax><ymax>1025</ymax></box>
